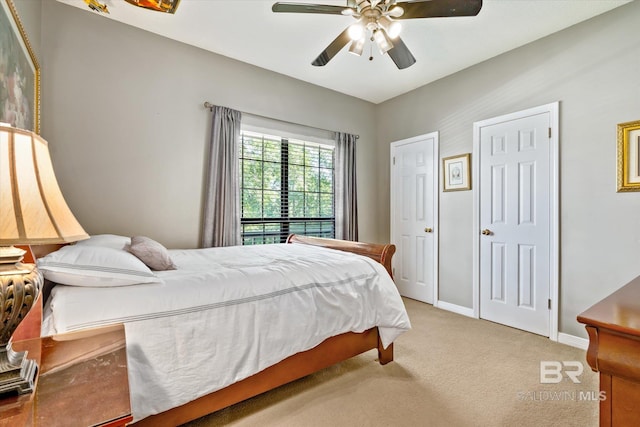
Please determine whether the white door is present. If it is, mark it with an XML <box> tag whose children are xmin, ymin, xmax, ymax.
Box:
<box><xmin>390</xmin><ymin>133</ymin><xmax>438</xmax><ymax>304</ymax></box>
<box><xmin>475</xmin><ymin>104</ymin><xmax>558</xmax><ymax>337</ymax></box>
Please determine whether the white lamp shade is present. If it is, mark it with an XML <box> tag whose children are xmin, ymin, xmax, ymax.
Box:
<box><xmin>374</xmin><ymin>29</ymin><xmax>394</xmax><ymax>54</ymax></box>
<box><xmin>378</xmin><ymin>16</ymin><xmax>401</xmax><ymax>39</ymax></box>
<box><xmin>348</xmin><ymin>22</ymin><xmax>364</xmax><ymax>41</ymax></box>
<box><xmin>348</xmin><ymin>38</ymin><xmax>365</xmax><ymax>56</ymax></box>
<box><xmin>0</xmin><ymin>125</ymin><xmax>88</xmax><ymax>245</ymax></box>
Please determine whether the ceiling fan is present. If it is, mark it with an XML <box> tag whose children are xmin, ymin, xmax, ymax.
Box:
<box><xmin>272</xmin><ymin>0</ymin><xmax>483</xmax><ymax>69</ymax></box>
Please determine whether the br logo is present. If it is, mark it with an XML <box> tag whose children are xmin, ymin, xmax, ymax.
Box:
<box><xmin>540</xmin><ymin>361</ymin><xmax>584</xmax><ymax>384</ymax></box>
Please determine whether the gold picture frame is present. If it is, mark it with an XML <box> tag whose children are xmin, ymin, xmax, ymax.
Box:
<box><xmin>443</xmin><ymin>153</ymin><xmax>471</xmax><ymax>192</ymax></box>
<box><xmin>124</xmin><ymin>0</ymin><xmax>181</xmax><ymax>14</ymax></box>
<box><xmin>0</xmin><ymin>0</ymin><xmax>40</xmax><ymax>133</ymax></box>
<box><xmin>617</xmin><ymin>120</ymin><xmax>640</xmax><ymax>192</ymax></box>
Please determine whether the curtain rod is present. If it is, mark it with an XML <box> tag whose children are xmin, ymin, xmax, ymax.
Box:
<box><xmin>203</xmin><ymin>102</ymin><xmax>359</xmax><ymax>140</ymax></box>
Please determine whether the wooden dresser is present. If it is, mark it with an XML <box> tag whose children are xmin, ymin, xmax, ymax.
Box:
<box><xmin>577</xmin><ymin>275</ymin><xmax>640</xmax><ymax>427</ymax></box>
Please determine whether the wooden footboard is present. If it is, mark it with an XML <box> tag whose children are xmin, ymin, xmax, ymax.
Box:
<box><xmin>20</xmin><ymin>236</ymin><xmax>397</xmax><ymax>427</ymax></box>
<box><xmin>133</xmin><ymin>328</ymin><xmax>392</xmax><ymax>427</ymax></box>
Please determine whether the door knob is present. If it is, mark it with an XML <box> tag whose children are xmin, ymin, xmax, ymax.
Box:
<box><xmin>424</xmin><ymin>227</ymin><xmax>433</xmax><ymax>233</ymax></box>
<box><xmin>481</xmin><ymin>229</ymin><xmax>492</xmax><ymax>236</ymax></box>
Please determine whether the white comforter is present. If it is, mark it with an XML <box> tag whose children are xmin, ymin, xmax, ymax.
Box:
<box><xmin>42</xmin><ymin>243</ymin><xmax>411</xmax><ymax>422</ymax></box>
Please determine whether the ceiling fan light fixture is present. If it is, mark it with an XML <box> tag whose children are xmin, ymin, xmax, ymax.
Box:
<box><xmin>272</xmin><ymin>0</ymin><xmax>483</xmax><ymax>70</ymax></box>
<box><xmin>348</xmin><ymin>22</ymin><xmax>365</xmax><ymax>40</ymax></box>
<box><xmin>388</xmin><ymin>22</ymin><xmax>401</xmax><ymax>39</ymax></box>
<box><xmin>378</xmin><ymin>16</ymin><xmax>401</xmax><ymax>39</ymax></box>
<box><xmin>388</xmin><ymin>6</ymin><xmax>404</xmax><ymax>18</ymax></box>
<box><xmin>348</xmin><ymin>38</ymin><xmax>365</xmax><ymax>56</ymax></box>
<box><xmin>373</xmin><ymin>29</ymin><xmax>393</xmax><ymax>54</ymax></box>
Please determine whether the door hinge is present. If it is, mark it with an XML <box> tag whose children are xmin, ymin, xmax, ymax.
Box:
<box><xmin>393</xmin><ymin>156</ymin><xmax>396</xmax><ymax>165</ymax></box>
<box><xmin>548</xmin><ymin>128</ymin><xmax>552</xmax><ymax>138</ymax></box>
<box><xmin>548</xmin><ymin>299</ymin><xmax>552</xmax><ymax>310</ymax></box>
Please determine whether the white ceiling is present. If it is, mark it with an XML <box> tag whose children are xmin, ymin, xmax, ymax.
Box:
<box><xmin>57</xmin><ymin>0</ymin><xmax>631</xmax><ymax>104</ymax></box>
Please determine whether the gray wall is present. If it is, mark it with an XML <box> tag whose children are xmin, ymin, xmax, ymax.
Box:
<box><xmin>376</xmin><ymin>1</ymin><xmax>640</xmax><ymax>337</ymax></box>
<box><xmin>12</xmin><ymin>0</ymin><xmax>41</xmax><ymax>60</ymax></box>
<box><xmin>36</xmin><ymin>0</ymin><xmax>378</xmax><ymax>248</ymax></box>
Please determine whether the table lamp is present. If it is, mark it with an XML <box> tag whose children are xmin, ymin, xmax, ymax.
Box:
<box><xmin>0</xmin><ymin>123</ymin><xmax>88</xmax><ymax>395</ymax></box>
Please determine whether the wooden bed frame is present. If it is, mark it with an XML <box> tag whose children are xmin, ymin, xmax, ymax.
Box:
<box><xmin>16</xmin><ymin>235</ymin><xmax>397</xmax><ymax>427</ymax></box>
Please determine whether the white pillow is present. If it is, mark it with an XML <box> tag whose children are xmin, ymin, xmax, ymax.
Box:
<box><xmin>74</xmin><ymin>234</ymin><xmax>131</xmax><ymax>250</ymax></box>
<box><xmin>37</xmin><ymin>245</ymin><xmax>161</xmax><ymax>287</ymax></box>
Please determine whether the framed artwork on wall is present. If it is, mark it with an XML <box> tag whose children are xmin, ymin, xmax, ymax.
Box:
<box><xmin>617</xmin><ymin>120</ymin><xmax>640</xmax><ymax>192</ymax></box>
<box><xmin>0</xmin><ymin>0</ymin><xmax>40</xmax><ymax>133</ymax></box>
<box><xmin>443</xmin><ymin>153</ymin><xmax>471</xmax><ymax>192</ymax></box>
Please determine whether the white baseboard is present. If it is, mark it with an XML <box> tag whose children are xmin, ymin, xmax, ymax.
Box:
<box><xmin>435</xmin><ymin>300</ymin><xmax>475</xmax><ymax>318</ymax></box>
<box><xmin>557</xmin><ymin>333</ymin><xmax>589</xmax><ymax>350</ymax></box>
<box><xmin>434</xmin><ymin>302</ymin><xmax>589</xmax><ymax>350</ymax></box>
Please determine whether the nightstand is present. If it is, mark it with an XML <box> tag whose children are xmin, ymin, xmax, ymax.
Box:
<box><xmin>0</xmin><ymin>323</ymin><xmax>132</xmax><ymax>427</ymax></box>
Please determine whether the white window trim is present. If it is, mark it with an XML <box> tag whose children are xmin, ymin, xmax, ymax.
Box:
<box><xmin>241</xmin><ymin>114</ymin><xmax>334</xmax><ymax>147</ymax></box>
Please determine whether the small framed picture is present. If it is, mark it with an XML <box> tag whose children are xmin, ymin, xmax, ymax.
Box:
<box><xmin>617</xmin><ymin>120</ymin><xmax>640</xmax><ymax>192</ymax></box>
<box><xmin>443</xmin><ymin>153</ymin><xmax>471</xmax><ymax>192</ymax></box>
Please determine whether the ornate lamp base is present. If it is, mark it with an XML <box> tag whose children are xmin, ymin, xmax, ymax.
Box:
<box><xmin>0</xmin><ymin>346</ymin><xmax>38</xmax><ymax>395</ymax></box>
<box><xmin>0</xmin><ymin>265</ymin><xmax>42</xmax><ymax>396</ymax></box>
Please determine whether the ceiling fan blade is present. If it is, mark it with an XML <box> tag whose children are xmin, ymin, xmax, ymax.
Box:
<box><xmin>387</xmin><ymin>36</ymin><xmax>416</xmax><ymax>69</ymax></box>
<box><xmin>312</xmin><ymin>28</ymin><xmax>351</xmax><ymax>66</ymax></box>
<box><xmin>393</xmin><ymin>0</ymin><xmax>482</xmax><ymax>20</ymax></box>
<box><xmin>272</xmin><ymin>2</ymin><xmax>352</xmax><ymax>14</ymax></box>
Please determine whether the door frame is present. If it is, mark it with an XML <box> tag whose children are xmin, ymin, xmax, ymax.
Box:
<box><xmin>390</xmin><ymin>132</ymin><xmax>439</xmax><ymax>305</ymax></box>
<box><xmin>472</xmin><ymin>102</ymin><xmax>559</xmax><ymax>341</ymax></box>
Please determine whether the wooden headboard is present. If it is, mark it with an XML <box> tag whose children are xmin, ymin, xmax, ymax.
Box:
<box><xmin>286</xmin><ymin>234</ymin><xmax>395</xmax><ymax>279</ymax></box>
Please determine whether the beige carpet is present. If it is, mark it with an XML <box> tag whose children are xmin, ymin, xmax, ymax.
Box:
<box><xmin>183</xmin><ymin>298</ymin><xmax>598</xmax><ymax>427</ymax></box>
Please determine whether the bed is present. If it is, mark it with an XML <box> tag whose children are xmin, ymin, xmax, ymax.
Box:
<box><xmin>22</xmin><ymin>234</ymin><xmax>410</xmax><ymax>426</ymax></box>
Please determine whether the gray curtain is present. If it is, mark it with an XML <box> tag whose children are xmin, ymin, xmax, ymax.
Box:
<box><xmin>201</xmin><ymin>106</ymin><xmax>242</xmax><ymax>247</ymax></box>
<box><xmin>334</xmin><ymin>132</ymin><xmax>358</xmax><ymax>241</ymax></box>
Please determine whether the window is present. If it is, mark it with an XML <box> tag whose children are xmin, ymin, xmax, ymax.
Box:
<box><xmin>240</xmin><ymin>130</ymin><xmax>335</xmax><ymax>245</ymax></box>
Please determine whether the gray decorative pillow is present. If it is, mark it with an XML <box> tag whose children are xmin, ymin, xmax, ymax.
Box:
<box><xmin>126</xmin><ymin>236</ymin><xmax>177</xmax><ymax>271</ymax></box>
